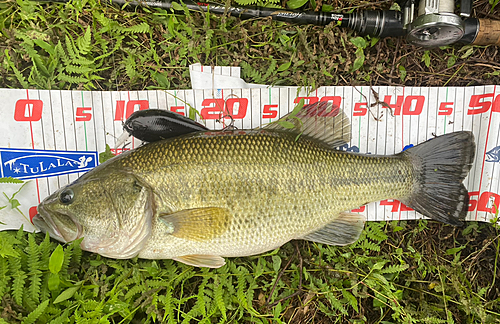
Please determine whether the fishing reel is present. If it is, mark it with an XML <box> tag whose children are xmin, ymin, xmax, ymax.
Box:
<box><xmin>401</xmin><ymin>0</ymin><xmax>470</xmax><ymax>46</ymax></box>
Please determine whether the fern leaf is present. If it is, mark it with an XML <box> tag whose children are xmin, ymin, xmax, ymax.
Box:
<box><xmin>3</xmin><ymin>49</ymin><xmax>29</xmax><ymax>88</ymax></box>
<box><xmin>0</xmin><ymin>257</ymin><xmax>10</xmax><ymax>299</ymax></box>
<box><xmin>197</xmin><ymin>276</ymin><xmax>209</xmax><ymax>317</ymax></box>
<box><xmin>173</xmin><ymin>268</ymin><xmax>195</xmax><ymax>287</ymax></box>
<box><xmin>0</xmin><ymin>232</ymin><xmax>21</xmax><ymax>258</ymax></box>
<box><xmin>39</xmin><ymin>232</ymin><xmax>52</xmax><ymax>269</ymax></box>
<box><xmin>214</xmin><ymin>275</ymin><xmax>227</xmax><ymax>320</ymax></box>
<box><xmin>55</xmin><ymin>41</ymin><xmax>70</xmax><ymax>66</ymax></box>
<box><xmin>234</xmin><ymin>0</ymin><xmax>258</xmax><ymax>5</ymax></box>
<box><xmin>59</xmin><ymin>243</ymin><xmax>73</xmax><ymax>277</ymax></box>
<box><xmin>236</xmin><ymin>272</ymin><xmax>248</xmax><ymax>309</ymax></box>
<box><xmin>0</xmin><ymin>177</ymin><xmax>24</xmax><ymax>184</ymax></box>
<box><xmin>71</xmin><ymin>57</ymin><xmax>95</xmax><ymax>66</ymax></box>
<box><xmin>262</xmin><ymin>58</ymin><xmax>277</xmax><ymax>80</ymax></box>
<box><xmin>125</xmin><ymin>283</ymin><xmax>146</xmax><ymax>300</ymax></box>
<box><xmin>21</xmin><ymin>41</ymin><xmax>50</xmax><ymax>77</ymax></box>
<box><xmin>381</xmin><ymin>264</ymin><xmax>409</xmax><ymax>274</ymax></box>
<box><xmin>162</xmin><ymin>287</ymin><xmax>175</xmax><ymax>324</ymax></box>
<box><xmin>27</xmin><ymin>235</ymin><xmax>41</xmax><ymax>303</ymax></box>
<box><xmin>65</xmin><ymin>65</ymin><xmax>93</xmax><ymax>74</ymax></box>
<box><xmin>122</xmin><ymin>22</ymin><xmax>150</xmax><ymax>34</ymax></box>
<box><xmin>365</xmin><ymin>223</ymin><xmax>388</xmax><ymax>242</ymax></box>
<box><xmin>77</xmin><ymin>26</ymin><xmax>92</xmax><ymax>55</ymax></box>
<box><xmin>48</xmin><ymin>309</ymin><xmax>69</xmax><ymax>324</ymax></box>
<box><xmin>359</xmin><ymin>240</ymin><xmax>381</xmax><ymax>252</ymax></box>
<box><xmin>124</xmin><ymin>55</ymin><xmax>137</xmax><ymax>79</ymax></box>
<box><xmin>22</xmin><ymin>299</ymin><xmax>49</xmax><ymax>324</ymax></box>
<box><xmin>69</xmin><ymin>238</ymin><xmax>83</xmax><ymax>266</ymax></box>
<box><xmin>325</xmin><ymin>292</ymin><xmax>347</xmax><ymax>315</ymax></box>
<box><xmin>10</xmin><ymin>257</ymin><xmax>26</xmax><ymax>305</ymax></box>
<box><xmin>65</xmin><ymin>35</ymin><xmax>78</xmax><ymax>60</ymax></box>
<box><xmin>57</xmin><ymin>72</ymin><xmax>88</xmax><ymax>84</ymax></box>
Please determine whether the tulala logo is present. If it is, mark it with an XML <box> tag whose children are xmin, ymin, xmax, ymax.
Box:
<box><xmin>486</xmin><ymin>146</ymin><xmax>500</xmax><ymax>163</ymax></box>
<box><xmin>0</xmin><ymin>148</ymin><xmax>98</xmax><ymax>180</ymax></box>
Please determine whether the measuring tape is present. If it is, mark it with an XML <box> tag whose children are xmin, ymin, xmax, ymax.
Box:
<box><xmin>0</xmin><ymin>85</ymin><xmax>499</xmax><ymax>231</ymax></box>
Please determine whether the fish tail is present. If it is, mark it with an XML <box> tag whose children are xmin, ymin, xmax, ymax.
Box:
<box><xmin>399</xmin><ymin>131</ymin><xmax>475</xmax><ymax>226</ymax></box>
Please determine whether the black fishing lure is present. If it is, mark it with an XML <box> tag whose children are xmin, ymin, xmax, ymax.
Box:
<box><xmin>124</xmin><ymin>109</ymin><xmax>208</xmax><ymax>142</ymax></box>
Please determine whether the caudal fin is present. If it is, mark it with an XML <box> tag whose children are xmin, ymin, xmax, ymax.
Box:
<box><xmin>399</xmin><ymin>131</ymin><xmax>475</xmax><ymax>226</ymax></box>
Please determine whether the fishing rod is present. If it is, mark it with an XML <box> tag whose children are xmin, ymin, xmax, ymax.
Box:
<box><xmin>46</xmin><ymin>0</ymin><xmax>499</xmax><ymax>47</ymax></box>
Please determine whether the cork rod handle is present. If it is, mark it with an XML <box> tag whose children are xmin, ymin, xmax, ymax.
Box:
<box><xmin>473</xmin><ymin>19</ymin><xmax>500</xmax><ymax>46</ymax></box>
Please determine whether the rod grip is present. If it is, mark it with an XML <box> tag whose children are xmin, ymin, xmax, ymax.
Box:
<box><xmin>473</xmin><ymin>18</ymin><xmax>500</xmax><ymax>46</ymax></box>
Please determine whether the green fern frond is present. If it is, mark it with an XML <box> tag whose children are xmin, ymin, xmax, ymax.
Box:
<box><xmin>241</xmin><ymin>61</ymin><xmax>263</xmax><ymax>83</ymax></box>
<box><xmin>214</xmin><ymin>275</ymin><xmax>227</xmax><ymax>320</ymax></box>
<box><xmin>9</xmin><ymin>255</ymin><xmax>26</xmax><ymax>305</ymax></box>
<box><xmin>0</xmin><ymin>232</ymin><xmax>21</xmax><ymax>258</ymax></box>
<box><xmin>55</xmin><ymin>42</ymin><xmax>70</xmax><ymax>65</ymax></box>
<box><xmin>77</xmin><ymin>26</ymin><xmax>92</xmax><ymax>55</ymax></box>
<box><xmin>236</xmin><ymin>271</ymin><xmax>249</xmax><ymax>309</ymax></box>
<box><xmin>365</xmin><ymin>223</ymin><xmax>388</xmax><ymax>242</ymax></box>
<box><xmin>0</xmin><ymin>177</ymin><xmax>24</xmax><ymax>184</ymax></box>
<box><xmin>359</xmin><ymin>240</ymin><xmax>381</xmax><ymax>252</ymax></box>
<box><xmin>122</xmin><ymin>22</ymin><xmax>150</xmax><ymax>34</ymax></box>
<box><xmin>161</xmin><ymin>287</ymin><xmax>175</xmax><ymax>324</ymax></box>
<box><xmin>172</xmin><ymin>268</ymin><xmax>195</xmax><ymax>287</ymax></box>
<box><xmin>69</xmin><ymin>238</ymin><xmax>83</xmax><ymax>266</ymax></box>
<box><xmin>57</xmin><ymin>72</ymin><xmax>88</xmax><ymax>84</ymax></box>
<box><xmin>3</xmin><ymin>49</ymin><xmax>29</xmax><ymax>88</ymax></box>
<box><xmin>65</xmin><ymin>64</ymin><xmax>93</xmax><ymax>74</ymax></box>
<box><xmin>59</xmin><ymin>243</ymin><xmax>73</xmax><ymax>277</ymax></box>
<box><xmin>0</xmin><ymin>257</ymin><xmax>10</xmax><ymax>299</ymax></box>
<box><xmin>71</xmin><ymin>57</ymin><xmax>95</xmax><ymax>66</ymax></box>
<box><xmin>234</xmin><ymin>0</ymin><xmax>259</xmax><ymax>5</ymax></box>
<box><xmin>124</xmin><ymin>55</ymin><xmax>138</xmax><ymax>79</ymax></box>
<box><xmin>325</xmin><ymin>292</ymin><xmax>347</xmax><ymax>315</ymax></box>
<box><xmin>262</xmin><ymin>58</ymin><xmax>277</xmax><ymax>80</ymax></box>
<box><xmin>197</xmin><ymin>276</ymin><xmax>209</xmax><ymax>317</ymax></box>
<box><xmin>380</xmin><ymin>264</ymin><xmax>409</xmax><ymax>274</ymax></box>
<box><xmin>27</xmin><ymin>235</ymin><xmax>42</xmax><ymax>303</ymax></box>
<box><xmin>39</xmin><ymin>232</ymin><xmax>53</xmax><ymax>269</ymax></box>
<box><xmin>125</xmin><ymin>283</ymin><xmax>146</xmax><ymax>300</ymax></box>
<box><xmin>48</xmin><ymin>309</ymin><xmax>70</xmax><ymax>324</ymax></box>
<box><xmin>64</xmin><ymin>35</ymin><xmax>78</xmax><ymax>60</ymax></box>
<box><xmin>21</xmin><ymin>299</ymin><xmax>49</xmax><ymax>324</ymax></box>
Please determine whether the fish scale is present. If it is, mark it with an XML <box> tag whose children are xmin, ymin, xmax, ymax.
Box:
<box><xmin>125</xmin><ymin>130</ymin><xmax>412</xmax><ymax>259</ymax></box>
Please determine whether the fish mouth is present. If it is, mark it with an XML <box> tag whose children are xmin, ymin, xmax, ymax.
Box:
<box><xmin>33</xmin><ymin>205</ymin><xmax>82</xmax><ymax>243</ymax></box>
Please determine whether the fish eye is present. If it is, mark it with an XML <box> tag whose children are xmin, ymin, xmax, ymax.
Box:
<box><xmin>59</xmin><ymin>189</ymin><xmax>75</xmax><ymax>205</ymax></box>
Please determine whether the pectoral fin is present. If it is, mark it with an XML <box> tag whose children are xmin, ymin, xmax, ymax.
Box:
<box><xmin>159</xmin><ymin>207</ymin><xmax>232</xmax><ymax>241</ymax></box>
<box><xmin>301</xmin><ymin>212</ymin><xmax>366</xmax><ymax>246</ymax></box>
<box><xmin>173</xmin><ymin>254</ymin><xmax>226</xmax><ymax>268</ymax></box>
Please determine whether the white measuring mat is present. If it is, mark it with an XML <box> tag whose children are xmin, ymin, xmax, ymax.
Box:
<box><xmin>1</xmin><ymin>85</ymin><xmax>499</xmax><ymax>232</ymax></box>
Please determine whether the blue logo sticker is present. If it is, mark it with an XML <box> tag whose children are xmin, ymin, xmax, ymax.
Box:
<box><xmin>0</xmin><ymin>148</ymin><xmax>98</xmax><ymax>180</ymax></box>
<box><xmin>486</xmin><ymin>146</ymin><xmax>500</xmax><ymax>163</ymax></box>
<box><xmin>337</xmin><ymin>144</ymin><xmax>361</xmax><ymax>153</ymax></box>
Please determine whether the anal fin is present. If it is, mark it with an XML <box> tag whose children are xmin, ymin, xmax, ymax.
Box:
<box><xmin>301</xmin><ymin>212</ymin><xmax>365</xmax><ymax>246</ymax></box>
<box><xmin>174</xmin><ymin>255</ymin><xmax>226</xmax><ymax>268</ymax></box>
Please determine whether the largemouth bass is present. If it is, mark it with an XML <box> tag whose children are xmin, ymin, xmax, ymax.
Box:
<box><xmin>33</xmin><ymin>102</ymin><xmax>475</xmax><ymax>268</ymax></box>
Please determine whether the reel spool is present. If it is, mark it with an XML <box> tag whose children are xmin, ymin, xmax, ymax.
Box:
<box><xmin>402</xmin><ymin>0</ymin><xmax>471</xmax><ymax>46</ymax></box>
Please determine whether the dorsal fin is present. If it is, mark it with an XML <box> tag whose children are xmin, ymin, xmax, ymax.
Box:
<box><xmin>263</xmin><ymin>101</ymin><xmax>351</xmax><ymax>147</ymax></box>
